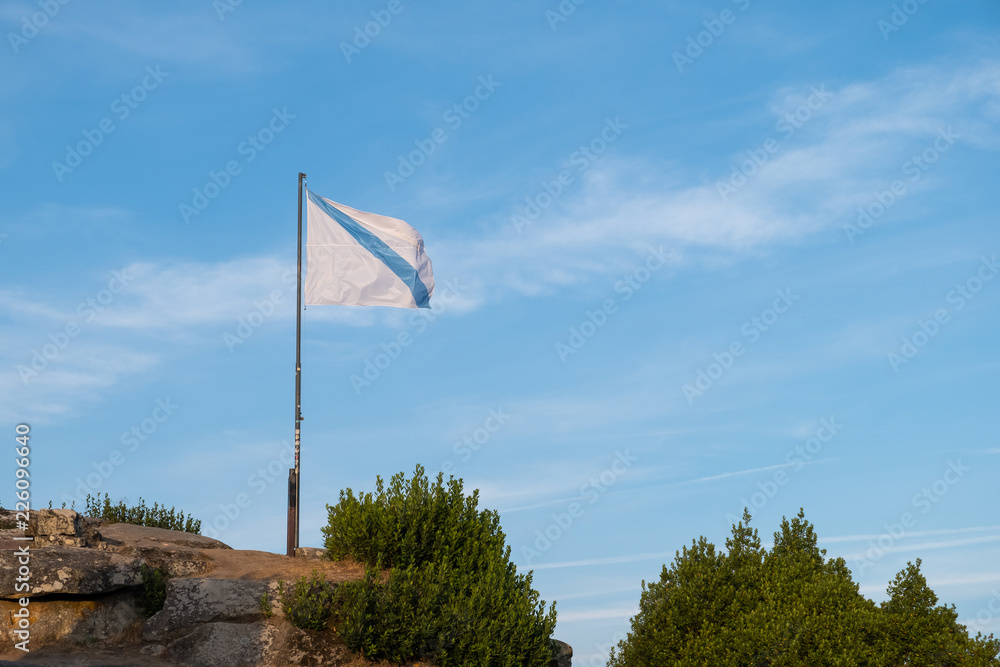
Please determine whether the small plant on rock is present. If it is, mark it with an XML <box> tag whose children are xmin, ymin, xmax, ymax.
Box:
<box><xmin>278</xmin><ymin>571</ymin><xmax>337</xmax><ymax>632</ymax></box>
<box><xmin>139</xmin><ymin>564</ymin><xmax>168</xmax><ymax>618</ymax></box>
<box><xmin>259</xmin><ymin>589</ymin><xmax>274</xmax><ymax>618</ymax></box>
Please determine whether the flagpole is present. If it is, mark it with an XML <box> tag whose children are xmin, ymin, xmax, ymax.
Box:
<box><xmin>288</xmin><ymin>172</ymin><xmax>306</xmax><ymax>558</ymax></box>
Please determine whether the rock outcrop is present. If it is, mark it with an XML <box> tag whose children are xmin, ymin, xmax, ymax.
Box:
<box><xmin>98</xmin><ymin>523</ymin><xmax>227</xmax><ymax>578</ymax></box>
<box><xmin>0</xmin><ymin>546</ymin><xmax>144</xmax><ymax>597</ymax></box>
<box><xmin>0</xmin><ymin>509</ymin><xmax>574</xmax><ymax>666</ymax></box>
<box><xmin>163</xmin><ymin>619</ymin><xmax>350</xmax><ymax>667</ymax></box>
<box><xmin>144</xmin><ymin>578</ymin><xmax>279</xmax><ymax>642</ymax></box>
<box><xmin>551</xmin><ymin>639</ymin><xmax>574</xmax><ymax>667</ymax></box>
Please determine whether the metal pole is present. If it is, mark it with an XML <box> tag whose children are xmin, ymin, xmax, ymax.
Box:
<box><xmin>291</xmin><ymin>171</ymin><xmax>306</xmax><ymax>557</ymax></box>
<box><xmin>286</xmin><ymin>469</ymin><xmax>296</xmax><ymax>557</ymax></box>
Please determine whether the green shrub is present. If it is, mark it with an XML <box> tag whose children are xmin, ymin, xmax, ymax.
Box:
<box><xmin>608</xmin><ymin>509</ymin><xmax>1000</xmax><ymax>667</ymax></box>
<box><xmin>278</xmin><ymin>571</ymin><xmax>337</xmax><ymax>631</ymax></box>
<box><xmin>322</xmin><ymin>465</ymin><xmax>557</xmax><ymax>667</ymax></box>
<box><xmin>338</xmin><ymin>560</ymin><xmax>556</xmax><ymax>667</ymax></box>
<box><xmin>322</xmin><ymin>464</ymin><xmax>505</xmax><ymax>570</ymax></box>
<box><xmin>139</xmin><ymin>564</ymin><xmax>168</xmax><ymax>618</ymax></box>
<box><xmin>84</xmin><ymin>493</ymin><xmax>201</xmax><ymax>534</ymax></box>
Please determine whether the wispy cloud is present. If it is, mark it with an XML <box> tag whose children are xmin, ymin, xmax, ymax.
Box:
<box><xmin>927</xmin><ymin>572</ymin><xmax>1000</xmax><ymax>587</ymax></box>
<box><xmin>682</xmin><ymin>462</ymin><xmax>798</xmax><ymax>485</ymax></box>
<box><xmin>822</xmin><ymin>525</ymin><xmax>1000</xmax><ymax>544</ymax></box>
<box><xmin>529</xmin><ymin>551</ymin><xmax>677</xmax><ymax>570</ymax></box>
<box><xmin>101</xmin><ymin>258</ymin><xmax>296</xmax><ymax>331</ymax></box>
<box><xmin>551</xmin><ymin>586</ymin><xmax>644</xmax><ymax>602</ymax></box>
<box><xmin>1</xmin><ymin>255</ymin><xmax>384</xmax><ymax>334</ymax></box>
<box><xmin>557</xmin><ymin>607</ymin><xmax>639</xmax><ymax>623</ymax></box>
<box><xmin>0</xmin><ymin>256</ymin><xmax>300</xmax><ymax>420</ymax></box>
<box><xmin>531</xmin><ymin>531</ymin><xmax>1000</xmax><ymax>572</ymax></box>
<box><xmin>841</xmin><ymin>534</ymin><xmax>1000</xmax><ymax>561</ymax></box>
<box><xmin>0</xmin><ymin>342</ymin><xmax>159</xmax><ymax>424</ymax></box>
<box><xmin>433</xmin><ymin>60</ymin><xmax>1000</xmax><ymax>307</ymax></box>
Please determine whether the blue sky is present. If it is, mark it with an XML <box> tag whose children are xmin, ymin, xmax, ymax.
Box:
<box><xmin>2</xmin><ymin>0</ymin><xmax>999</xmax><ymax>663</ymax></box>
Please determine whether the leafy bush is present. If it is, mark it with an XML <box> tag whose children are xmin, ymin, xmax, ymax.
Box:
<box><xmin>338</xmin><ymin>560</ymin><xmax>555</xmax><ymax>666</ymax></box>
<box><xmin>278</xmin><ymin>571</ymin><xmax>337</xmax><ymax>631</ymax></box>
<box><xmin>84</xmin><ymin>493</ymin><xmax>201</xmax><ymax>534</ymax></box>
<box><xmin>322</xmin><ymin>465</ymin><xmax>557</xmax><ymax>667</ymax></box>
<box><xmin>322</xmin><ymin>464</ymin><xmax>505</xmax><ymax>570</ymax></box>
<box><xmin>609</xmin><ymin>509</ymin><xmax>1000</xmax><ymax>667</ymax></box>
<box><xmin>139</xmin><ymin>564</ymin><xmax>168</xmax><ymax>618</ymax></box>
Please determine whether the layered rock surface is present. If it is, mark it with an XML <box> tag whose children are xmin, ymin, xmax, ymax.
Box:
<box><xmin>0</xmin><ymin>509</ymin><xmax>573</xmax><ymax>666</ymax></box>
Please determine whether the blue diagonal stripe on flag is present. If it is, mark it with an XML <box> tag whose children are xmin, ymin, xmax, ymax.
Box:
<box><xmin>306</xmin><ymin>190</ymin><xmax>431</xmax><ymax>308</ymax></box>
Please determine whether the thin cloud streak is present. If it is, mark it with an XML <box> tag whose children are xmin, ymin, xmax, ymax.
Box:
<box><xmin>822</xmin><ymin>525</ymin><xmax>1000</xmax><ymax>544</ymax></box>
<box><xmin>557</xmin><ymin>607</ymin><xmax>639</xmax><ymax>623</ymax></box>
<box><xmin>528</xmin><ymin>551</ymin><xmax>676</xmax><ymax>570</ymax></box>
<box><xmin>842</xmin><ymin>535</ymin><xmax>1000</xmax><ymax>561</ymax></box>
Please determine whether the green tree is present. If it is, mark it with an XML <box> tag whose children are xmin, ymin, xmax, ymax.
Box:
<box><xmin>322</xmin><ymin>465</ymin><xmax>557</xmax><ymax>666</ymax></box>
<box><xmin>881</xmin><ymin>559</ymin><xmax>1000</xmax><ymax>665</ymax></box>
<box><xmin>609</xmin><ymin>509</ymin><xmax>1000</xmax><ymax>667</ymax></box>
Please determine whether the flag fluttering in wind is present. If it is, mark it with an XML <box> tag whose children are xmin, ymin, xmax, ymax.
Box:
<box><xmin>304</xmin><ymin>189</ymin><xmax>434</xmax><ymax>309</ymax></box>
<box><xmin>287</xmin><ymin>177</ymin><xmax>436</xmax><ymax>558</ymax></box>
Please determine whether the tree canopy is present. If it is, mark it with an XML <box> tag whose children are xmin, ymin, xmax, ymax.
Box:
<box><xmin>609</xmin><ymin>509</ymin><xmax>1000</xmax><ymax>666</ymax></box>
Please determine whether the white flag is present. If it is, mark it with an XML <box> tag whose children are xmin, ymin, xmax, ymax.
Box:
<box><xmin>304</xmin><ymin>190</ymin><xmax>434</xmax><ymax>308</ymax></box>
